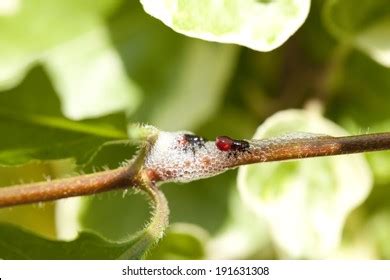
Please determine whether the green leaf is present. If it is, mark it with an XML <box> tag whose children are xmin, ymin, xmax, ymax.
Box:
<box><xmin>0</xmin><ymin>161</ymin><xmax>74</xmax><ymax>239</ymax></box>
<box><xmin>55</xmin><ymin>191</ymin><xmax>150</xmax><ymax>241</ymax></box>
<box><xmin>0</xmin><ymin>178</ymin><xmax>169</xmax><ymax>259</ymax></box>
<box><xmin>56</xmin><ymin>171</ymin><xmax>233</xmax><ymax>242</ymax></box>
<box><xmin>207</xmin><ymin>188</ymin><xmax>271</xmax><ymax>259</ymax></box>
<box><xmin>0</xmin><ymin>224</ymin><xmax>135</xmax><ymax>259</ymax></box>
<box><xmin>146</xmin><ymin>41</ymin><xmax>239</xmax><ymax>130</ymax></box>
<box><xmin>108</xmin><ymin>1</ymin><xmax>238</xmax><ymax>131</ymax></box>
<box><xmin>237</xmin><ymin>109</ymin><xmax>372</xmax><ymax>258</ymax></box>
<box><xmin>326</xmin><ymin>51</ymin><xmax>390</xmax><ymax>184</ymax></box>
<box><xmin>147</xmin><ymin>223</ymin><xmax>208</xmax><ymax>260</ymax></box>
<box><xmin>368</xmin><ymin>211</ymin><xmax>390</xmax><ymax>259</ymax></box>
<box><xmin>324</xmin><ymin>0</ymin><xmax>390</xmax><ymax>67</ymax></box>
<box><xmin>140</xmin><ymin>0</ymin><xmax>311</xmax><ymax>52</ymax></box>
<box><xmin>0</xmin><ymin>66</ymin><xmax>128</xmax><ymax>166</ymax></box>
<box><xmin>55</xmin><ymin>162</ymin><xmax>234</xmax><ymax>261</ymax></box>
<box><xmin>44</xmin><ymin>27</ymin><xmax>141</xmax><ymax>120</ymax></box>
<box><xmin>0</xmin><ymin>0</ymin><xmax>140</xmax><ymax>118</ymax></box>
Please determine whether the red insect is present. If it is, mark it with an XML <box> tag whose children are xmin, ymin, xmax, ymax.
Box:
<box><xmin>215</xmin><ymin>136</ymin><xmax>250</xmax><ymax>153</ymax></box>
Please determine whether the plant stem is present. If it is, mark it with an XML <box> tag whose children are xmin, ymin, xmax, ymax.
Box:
<box><xmin>1</xmin><ymin>132</ymin><xmax>390</xmax><ymax>208</ymax></box>
<box><xmin>0</xmin><ymin>166</ymin><xmax>134</xmax><ymax>208</ymax></box>
<box><xmin>118</xmin><ymin>175</ymin><xmax>169</xmax><ymax>259</ymax></box>
<box><xmin>241</xmin><ymin>132</ymin><xmax>390</xmax><ymax>165</ymax></box>
<box><xmin>0</xmin><ymin>151</ymin><xmax>146</xmax><ymax>208</ymax></box>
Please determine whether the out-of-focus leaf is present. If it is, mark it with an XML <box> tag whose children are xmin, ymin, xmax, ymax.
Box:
<box><xmin>0</xmin><ymin>221</ymin><xmax>165</xmax><ymax>260</ymax></box>
<box><xmin>55</xmin><ymin>127</ymin><xmax>153</xmax><ymax>241</ymax></box>
<box><xmin>163</xmin><ymin>174</ymin><xmax>233</xmax><ymax>235</ymax></box>
<box><xmin>147</xmin><ymin>223</ymin><xmax>208</xmax><ymax>260</ymax></box>
<box><xmin>0</xmin><ymin>223</ymin><xmax>137</xmax><ymax>259</ymax></box>
<box><xmin>56</xmin><ymin>170</ymin><xmax>232</xmax><ymax>248</ymax></box>
<box><xmin>0</xmin><ymin>0</ymin><xmax>140</xmax><ymax>119</ymax></box>
<box><xmin>326</xmin><ymin>51</ymin><xmax>390</xmax><ymax>184</ymax></box>
<box><xmin>140</xmin><ymin>0</ymin><xmax>311</xmax><ymax>52</ymax></box>
<box><xmin>334</xmin><ymin>50</ymin><xmax>390</xmax><ymax>124</ymax></box>
<box><xmin>2</xmin><ymin>178</ymin><xmax>169</xmax><ymax>260</ymax></box>
<box><xmin>0</xmin><ymin>0</ymin><xmax>21</xmax><ymax>16</ymax></box>
<box><xmin>367</xmin><ymin>211</ymin><xmax>390</xmax><ymax>259</ymax></box>
<box><xmin>148</xmin><ymin>41</ymin><xmax>238</xmax><ymax>130</ymax></box>
<box><xmin>237</xmin><ymin>109</ymin><xmax>372</xmax><ymax>258</ymax></box>
<box><xmin>56</xmin><ymin>191</ymin><xmax>149</xmax><ymax>241</ymax></box>
<box><xmin>207</xmin><ymin>187</ymin><xmax>271</xmax><ymax>259</ymax></box>
<box><xmin>0</xmin><ymin>67</ymin><xmax>127</xmax><ymax>166</ymax></box>
<box><xmin>0</xmin><ymin>159</ymin><xmax>76</xmax><ymax>239</ymax></box>
<box><xmin>108</xmin><ymin>1</ymin><xmax>238</xmax><ymax>131</ymax></box>
<box><xmin>44</xmin><ymin>27</ymin><xmax>141</xmax><ymax>120</ymax></box>
<box><xmin>324</xmin><ymin>0</ymin><xmax>390</xmax><ymax>67</ymax></box>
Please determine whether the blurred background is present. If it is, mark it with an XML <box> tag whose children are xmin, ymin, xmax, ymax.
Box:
<box><xmin>0</xmin><ymin>0</ymin><xmax>390</xmax><ymax>259</ymax></box>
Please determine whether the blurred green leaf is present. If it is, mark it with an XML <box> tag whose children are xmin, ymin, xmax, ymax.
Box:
<box><xmin>326</xmin><ymin>51</ymin><xmax>390</xmax><ymax>184</ymax></box>
<box><xmin>106</xmin><ymin>1</ymin><xmax>238</xmax><ymax>131</ymax></box>
<box><xmin>0</xmin><ymin>0</ymin><xmax>140</xmax><ymax>118</ymax></box>
<box><xmin>147</xmin><ymin>41</ymin><xmax>238</xmax><ymax>130</ymax></box>
<box><xmin>57</xmin><ymin>172</ymin><xmax>232</xmax><ymax>242</ymax></box>
<box><xmin>147</xmin><ymin>223</ymin><xmax>208</xmax><ymax>260</ymax></box>
<box><xmin>207</xmin><ymin>188</ymin><xmax>271</xmax><ymax>259</ymax></box>
<box><xmin>0</xmin><ymin>67</ymin><xmax>127</xmax><ymax>166</ymax></box>
<box><xmin>327</xmin><ymin>51</ymin><xmax>390</xmax><ymax>127</ymax></box>
<box><xmin>0</xmin><ymin>223</ymin><xmax>137</xmax><ymax>259</ymax></box>
<box><xmin>368</xmin><ymin>211</ymin><xmax>390</xmax><ymax>259</ymax></box>
<box><xmin>56</xmin><ymin>191</ymin><xmax>150</xmax><ymax>241</ymax></box>
<box><xmin>324</xmin><ymin>0</ymin><xmax>390</xmax><ymax>67</ymax></box>
<box><xmin>1</xmin><ymin>178</ymin><xmax>169</xmax><ymax>260</ymax></box>
<box><xmin>0</xmin><ymin>160</ymin><xmax>75</xmax><ymax>239</ymax></box>
<box><xmin>140</xmin><ymin>0</ymin><xmax>311</xmax><ymax>52</ymax></box>
<box><xmin>44</xmin><ymin>27</ymin><xmax>141</xmax><ymax>120</ymax></box>
<box><xmin>0</xmin><ymin>0</ymin><xmax>389</xmax><ymax>261</ymax></box>
<box><xmin>237</xmin><ymin>109</ymin><xmax>372</xmax><ymax>258</ymax></box>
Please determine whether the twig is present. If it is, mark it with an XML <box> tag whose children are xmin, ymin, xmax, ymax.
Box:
<box><xmin>0</xmin><ymin>150</ymin><xmax>146</xmax><ymax>208</ymax></box>
<box><xmin>142</xmin><ymin>131</ymin><xmax>390</xmax><ymax>183</ymax></box>
<box><xmin>241</xmin><ymin>132</ymin><xmax>390</xmax><ymax>165</ymax></box>
<box><xmin>1</xmin><ymin>131</ymin><xmax>390</xmax><ymax>208</ymax></box>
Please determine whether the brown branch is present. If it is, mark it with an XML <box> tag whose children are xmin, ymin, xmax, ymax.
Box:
<box><xmin>0</xmin><ymin>152</ymin><xmax>145</xmax><ymax>208</ymax></box>
<box><xmin>240</xmin><ymin>132</ymin><xmax>390</xmax><ymax>165</ymax></box>
<box><xmin>141</xmin><ymin>131</ymin><xmax>390</xmax><ymax>183</ymax></box>
<box><xmin>1</xmin><ymin>132</ymin><xmax>390</xmax><ymax>208</ymax></box>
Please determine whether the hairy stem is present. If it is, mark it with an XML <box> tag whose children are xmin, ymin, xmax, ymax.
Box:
<box><xmin>0</xmin><ymin>150</ymin><xmax>146</xmax><ymax>208</ymax></box>
<box><xmin>118</xmin><ymin>174</ymin><xmax>169</xmax><ymax>260</ymax></box>
<box><xmin>239</xmin><ymin>132</ymin><xmax>390</xmax><ymax>166</ymax></box>
<box><xmin>1</xmin><ymin>131</ymin><xmax>390</xmax><ymax>208</ymax></box>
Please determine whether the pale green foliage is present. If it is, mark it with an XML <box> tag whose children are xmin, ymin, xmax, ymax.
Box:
<box><xmin>238</xmin><ymin>110</ymin><xmax>373</xmax><ymax>258</ymax></box>
<box><xmin>1</xmin><ymin>0</ymin><xmax>390</xmax><ymax>260</ymax></box>
<box><xmin>324</xmin><ymin>0</ymin><xmax>390</xmax><ymax>67</ymax></box>
<box><xmin>0</xmin><ymin>0</ymin><xmax>139</xmax><ymax>119</ymax></box>
<box><xmin>140</xmin><ymin>0</ymin><xmax>311</xmax><ymax>51</ymax></box>
<box><xmin>149</xmin><ymin>41</ymin><xmax>239</xmax><ymax>130</ymax></box>
<box><xmin>207</xmin><ymin>188</ymin><xmax>270</xmax><ymax>259</ymax></box>
<box><xmin>147</xmin><ymin>223</ymin><xmax>209</xmax><ymax>259</ymax></box>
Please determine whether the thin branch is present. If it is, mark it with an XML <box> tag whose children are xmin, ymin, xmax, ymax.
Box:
<box><xmin>0</xmin><ymin>151</ymin><xmax>146</xmax><ymax>208</ymax></box>
<box><xmin>1</xmin><ymin>131</ymin><xmax>390</xmax><ymax>208</ymax></box>
<box><xmin>240</xmin><ymin>132</ymin><xmax>390</xmax><ymax>165</ymax></box>
<box><xmin>143</xmin><ymin>131</ymin><xmax>390</xmax><ymax>183</ymax></box>
<box><xmin>0</xmin><ymin>167</ymin><xmax>130</xmax><ymax>208</ymax></box>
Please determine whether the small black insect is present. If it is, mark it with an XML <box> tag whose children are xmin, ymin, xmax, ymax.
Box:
<box><xmin>179</xmin><ymin>134</ymin><xmax>207</xmax><ymax>156</ymax></box>
<box><xmin>215</xmin><ymin>136</ymin><xmax>250</xmax><ymax>158</ymax></box>
<box><xmin>184</xmin><ymin>134</ymin><xmax>206</xmax><ymax>148</ymax></box>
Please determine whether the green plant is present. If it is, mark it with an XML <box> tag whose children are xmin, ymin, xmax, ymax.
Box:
<box><xmin>1</xmin><ymin>0</ymin><xmax>390</xmax><ymax>260</ymax></box>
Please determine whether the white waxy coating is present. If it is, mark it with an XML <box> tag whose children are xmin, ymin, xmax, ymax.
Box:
<box><xmin>143</xmin><ymin>131</ymin><xmax>332</xmax><ymax>183</ymax></box>
<box><xmin>144</xmin><ymin>131</ymin><xmax>236</xmax><ymax>183</ymax></box>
